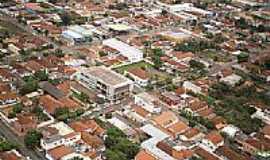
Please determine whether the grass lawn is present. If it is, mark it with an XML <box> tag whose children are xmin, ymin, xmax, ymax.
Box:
<box><xmin>114</xmin><ymin>61</ymin><xmax>153</xmax><ymax>74</ymax></box>
<box><xmin>114</xmin><ymin>61</ymin><xmax>172</xmax><ymax>82</ymax></box>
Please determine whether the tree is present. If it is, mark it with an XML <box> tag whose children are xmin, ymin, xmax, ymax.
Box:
<box><xmin>98</xmin><ymin>51</ymin><xmax>108</xmax><ymax>57</ymax></box>
<box><xmin>237</xmin><ymin>52</ymin><xmax>249</xmax><ymax>62</ymax></box>
<box><xmin>54</xmin><ymin>49</ymin><xmax>64</xmax><ymax>57</ymax></box>
<box><xmin>68</xmin><ymin>157</ymin><xmax>83</xmax><ymax>160</ymax></box>
<box><xmin>20</xmin><ymin>80</ymin><xmax>39</xmax><ymax>95</ymax></box>
<box><xmin>0</xmin><ymin>140</ymin><xmax>16</xmax><ymax>152</ymax></box>
<box><xmin>34</xmin><ymin>70</ymin><xmax>48</xmax><ymax>81</ymax></box>
<box><xmin>60</xmin><ymin>13</ymin><xmax>72</xmax><ymax>26</ymax></box>
<box><xmin>24</xmin><ymin>130</ymin><xmax>42</xmax><ymax>149</ymax></box>
<box><xmin>105</xmin><ymin>149</ymin><xmax>127</xmax><ymax>160</ymax></box>
<box><xmin>12</xmin><ymin>103</ymin><xmax>23</xmax><ymax>114</ymax></box>
<box><xmin>235</xmin><ymin>17</ymin><xmax>249</xmax><ymax>29</ymax></box>
<box><xmin>189</xmin><ymin>60</ymin><xmax>205</xmax><ymax>69</ymax></box>
<box><xmin>153</xmin><ymin>56</ymin><xmax>163</xmax><ymax>69</ymax></box>
<box><xmin>105</xmin><ymin>127</ymin><xmax>139</xmax><ymax>160</ymax></box>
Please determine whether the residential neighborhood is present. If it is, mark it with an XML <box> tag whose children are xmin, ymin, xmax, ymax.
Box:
<box><xmin>0</xmin><ymin>0</ymin><xmax>269</xmax><ymax>160</ymax></box>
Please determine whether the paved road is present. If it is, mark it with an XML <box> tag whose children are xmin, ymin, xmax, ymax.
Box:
<box><xmin>0</xmin><ymin>120</ymin><xmax>47</xmax><ymax>160</ymax></box>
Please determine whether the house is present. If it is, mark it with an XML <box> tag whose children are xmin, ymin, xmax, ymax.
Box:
<box><xmin>69</xmin><ymin>119</ymin><xmax>105</xmax><ymax>137</ymax></box>
<box><xmin>62</xmin><ymin>30</ymin><xmax>85</xmax><ymax>46</ymax></box>
<box><xmin>185</xmin><ymin>100</ymin><xmax>208</xmax><ymax>115</ymax></box>
<box><xmin>81</xmin><ymin>132</ymin><xmax>105</xmax><ymax>152</ymax></box>
<box><xmin>183</xmin><ymin>81</ymin><xmax>202</xmax><ymax>94</ymax></box>
<box><xmin>134</xmin><ymin>92</ymin><xmax>162</xmax><ymax>113</ymax></box>
<box><xmin>39</xmin><ymin>95</ymin><xmax>64</xmax><ymax>114</ymax></box>
<box><xmin>0</xmin><ymin>83</ymin><xmax>11</xmax><ymax>94</ymax></box>
<box><xmin>180</xmin><ymin>128</ymin><xmax>204</xmax><ymax>142</ymax></box>
<box><xmin>0</xmin><ymin>150</ymin><xmax>25</xmax><ymax>160</ymax></box>
<box><xmin>40</xmin><ymin>122</ymin><xmax>81</xmax><ymax>150</ymax></box>
<box><xmin>160</xmin><ymin>91</ymin><xmax>181</xmax><ymax>109</ymax></box>
<box><xmin>157</xmin><ymin>139</ymin><xmax>193</xmax><ymax>160</ymax></box>
<box><xmin>262</xmin><ymin>125</ymin><xmax>270</xmax><ymax>139</ymax></box>
<box><xmin>140</xmin><ymin>124</ymin><xmax>174</xmax><ymax>160</ymax></box>
<box><xmin>39</xmin><ymin>95</ymin><xmax>80</xmax><ymax>115</ymax></box>
<box><xmin>0</xmin><ymin>68</ymin><xmax>14</xmax><ymax>82</ymax></box>
<box><xmin>194</xmin><ymin>147</ymin><xmax>221</xmax><ymax>160</ymax></box>
<box><xmin>201</xmin><ymin>131</ymin><xmax>224</xmax><ymax>151</ymax></box>
<box><xmin>135</xmin><ymin>150</ymin><xmax>157</xmax><ymax>160</ymax></box>
<box><xmin>152</xmin><ymin>111</ymin><xmax>179</xmax><ymax>128</ymax></box>
<box><xmin>210</xmin><ymin>116</ymin><xmax>227</xmax><ymax>130</ymax></box>
<box><xmin>13</xmin><ymin>113</ymin><xmax>37</xmax><ymax>136</ymax></box>
<box><xmin>221</xmin><ymin>125</ymin><xmax>240</xmax><ymax>138</ymax></box>
<box><xmin>73</xmin><ymin>66</ymin><xmax>133</xmax><ymax>103</ymax></box>
<box><xmin>167</xmin><ymin>121</ymin><xmax>189</xmax><ymax>138</ymax></box>
<box><xmin>126</xmin><ymin>104</ymin><xmax>151</xmax><ymax>123</ymax></box>
<box><xmin>39</xmin><ymin>82</ymin><xmax>66</xmax><ymax>100</ymax></box>
<box><xmin>108</xmin><ymin>116</ymin><xmax>137</xmax><ymax>138</ymax></box>
<box><xmin>126</xmin><ymin>68</ymin><xmax>150</xmax><ymax>87</ymax></box>
<box><xmin>0</xmin><ymin>92</ymin><xmax>18</xmax><ymax>105</ymax></box>
<box><xmin>220</xmin><ymin>74</ymin><xmax>242</xmax><ymax>87</ymax></box>
<box><xmin>46</xmin><ymin>145</ymin><xmax>74</xmax><ymax>160</ymax></box>
<box><xmin>238</xmin><ymin>137</ymin><xmax>270</xmax><ymax>155</ymax></box>
<box><xmin>216</xmin><ymin>146</ymin><xmax>248</xmax><ymax>160</ymax></box>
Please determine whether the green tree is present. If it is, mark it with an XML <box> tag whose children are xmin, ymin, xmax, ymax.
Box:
<box><xmin>60</xmin><ymin>13</ymin><xmax>72</xmax><ymax>26</ymax></box>
<box><xmin>20</xmin><ymin>80</ymin><xmax>39</xmax><ymax>95</ymax></box>
<box><xmin>34</xmin><ymin>70</ymin><xmax>48</xmax><ymax>81</ymax></box>
<box><xmin>68</xmin><ymin>157</ymin><xmax>83</xmax><ymax>160</ymax></box>
<box><xmin>0</xmin><ymin>140</ymin><xmax>17</xmax><ymax>151</ymax></box>
<box><xmin>189</xmin><ymin>60</ymin><xmax>205</xmax><ymax>69</ymax></box>
<box><xmin>237</xmin><ymin>52</ymin><xmax>249</xmax><ymax>62</ymax></box>
<box><xmin>105</xmin><ymin>149</ymin><xmax>127</xmax><ymax>160</ymax></box>
<box><xmin>13</xmin><ymin>103</ymin><xmax>23</xmax><ymax>114</ymax></box>
<box><xmin>24</xmin><ymin>130</ymin><xmax>42</xmax><ymax>149</ymax></box>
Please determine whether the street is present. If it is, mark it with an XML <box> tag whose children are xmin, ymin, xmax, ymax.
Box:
<box><xmin>0</xmin><ymin>120</ymin><xmax>47</xmax><ymax>160</ymax></box>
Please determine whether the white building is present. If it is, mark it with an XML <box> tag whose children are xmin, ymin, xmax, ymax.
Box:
<box><xmin>41</xmin><ymin>122</ymin><xmax>81</xmax><ymax>150</ymax></box>
<box><xmin>201</xmin><ymin>131</ymin><xmax>224</xmax><ymax>152</ymax></box>
<box><xmin>134</xmin><ymin>92</ymin><xmax>162</xmax><ymax>113</ymax></box>
<box><xmin>183</xmin><ymin>81</ymin><xmax>202</xmax><ymax>94</ymax></box>
<box><xmin>73</xmin><ymin>66</ymin><xmax>133</xmax><ymax>103</ymax></box>
<box><xmin>103</xmin><ymin>38</ymin><xmax>143</xmax><ymax>63</ymax></box>
<box><xmin>140</xmin><ymin>124</ymin><xmax>176</xmax><ymax>160</ymax></box>
<box><xmin>220</xmin><ymin>74</ymin><xmax>242</xmax><ymax>87</ymax></box>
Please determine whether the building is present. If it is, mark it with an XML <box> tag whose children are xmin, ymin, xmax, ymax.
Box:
<box><xmin>103</xmin><ymin>38</ymin><xmax>143</xmax><ymax>63</ymax></box>
<box><xmin>62</xmin><ymin>30</ymin><xmax>85</xmax><ymax>45</ymax></box>
<box><xmin>201</xmin><ymin>131</ymin><xmax>224</xmax><ymax>151</ymax></box>
<box><xmin>125</xmin><ymin>68</ymin><xmax>150</xmax><ymax>87</ymax></box>
<box><xmin>140</xmin><ymin>124</ymin><xmax>175</xmax><ymax>160</ymax></box>
<box><xmin>40</xmin><ymin>122</ymin><xmax>81</xmax><ymax>150</ymax></box>
<box><xmin>73</xmin><ymin>66</ymin><xmax>133</xmax><ymax>103</ymax></box>
<box><xmin>134</xmin><ymin>92</ymin><xmax>162</xmax><ymax>113</ymax></box>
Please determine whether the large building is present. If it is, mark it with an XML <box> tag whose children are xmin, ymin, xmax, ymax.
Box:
<box><xmin>73</xmin><ymin>66</ymin><xmax>133</xmax><ymax>103</ymax></box>
<box><xmin>103</xmin><ymin>38</ymin><xmax>143</xmax><ymax>63</ymax></box>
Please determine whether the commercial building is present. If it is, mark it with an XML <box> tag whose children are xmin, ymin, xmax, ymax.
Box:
<box><xmin>103</xmin><ymin>38</ymin><xmax>143</xmax><ymax>63</ymax></box>
<box><xmin>73</xmin><ymin>66</ymin><xmax>133</xmax><ymax>103</ymax></box>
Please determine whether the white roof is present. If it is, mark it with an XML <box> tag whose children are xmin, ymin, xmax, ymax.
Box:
<box><xmin>107</xmin><ymin>24</ymin><xmax>132</xmax><ymax>31</ymax></box>
<box><xmin>136</xmin><ymin>92</ymin><xmax>158</xmax><ymax>103</ymax></box>
<box><xmin>220</xmin><ymin>74</ymin><xmax>242</xmax><ymax>86</ymax></box>
<box><xmin>68</xmin><ymin>25</ymin><xmax>92</xmax><ymax>36</ymax></box>
<box><xmin>62</xmin><ymin>30</ymin><xmax>83</xmax><ymax>39</ymax></box>
<box><xmin>103</xmin><ymin>38</ymin><xmax>143</xmax><ymax>62</ymax></box>
<box><xmin>50</xmin><ymin>122</ymin><xmax>74</xmax><ymax>136</ymax></box>
<box><xmin>183</xmin><ymin>81</ymin><xmax>202</xmax><ymax>94</ymax></box>
<box><xmin>221</xmin><ymin>125</ymin><xmax>240</xmax><ymax>137</ymax></box>
<box><xmin>140</xmin><ymin>124</ymin><xmax>176</xmax><ymax>160</ymax></box>
<box><xmin>108</xmin><ymin>117</ymin><xmax>133</xmax><ymax>132</ymax></box>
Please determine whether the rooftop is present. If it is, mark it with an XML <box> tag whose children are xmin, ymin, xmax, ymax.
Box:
<box><xmin>79</xmin><ymin>66</ymin><xmax>133</xmax><ymax>87</ymax></box>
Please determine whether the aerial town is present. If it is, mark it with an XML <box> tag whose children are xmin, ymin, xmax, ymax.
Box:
<box><xmin>0</xmin><ymin>0</ymin><xmax>269</xmax><ymax>160</ymax></box>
